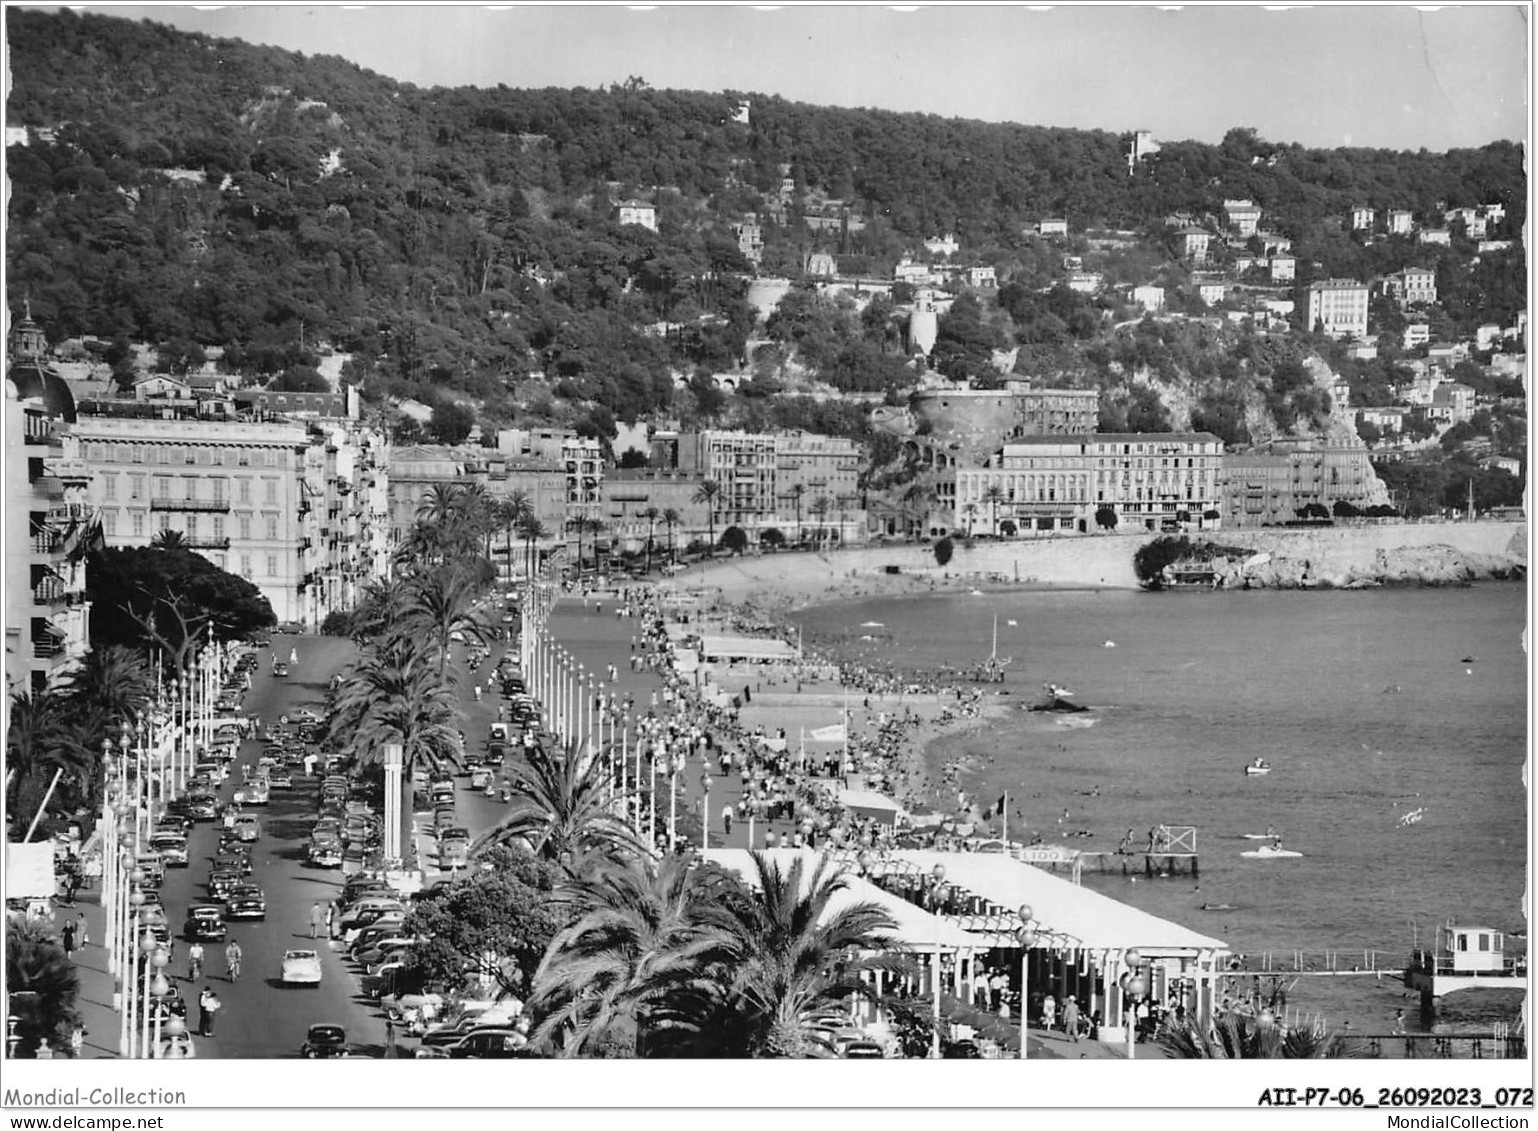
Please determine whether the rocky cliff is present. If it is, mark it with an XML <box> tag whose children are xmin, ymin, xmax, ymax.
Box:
<box><xmin>1195</xmin><ymin>523</ymin><xmax>1527</xmax><ymax>589</ymax></box>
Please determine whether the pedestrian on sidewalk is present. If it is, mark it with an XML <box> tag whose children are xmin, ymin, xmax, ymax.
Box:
<box><xmin>68</xmin><ymin>1026</ymin><xmax>85</xmax><ymax>1058</ymax></box>
<box><xmin>61</xmin><ymin>920</ymin><xmax>77</xmax><ymax>959</ymax></box>
<box><xmin>722</xmin><ymin>804</ymin><xmax>733</xmax><ymax>837</ymax></box>
<box><xmin>309</xmin><ymin>902</ymin><xmax>324</xmax><ymax>939</ymax></box>
<box><xmin>1042</xmin><ymin>994</ymin><xmax>1057</xmax><ymax>1032</ymax></box>
<box><xmin>1063</xmin><ymin>997</ymin><xmax>1081</xmax><ymax>1043</ymax></box>
<box><xmin>196</xmin><ymin>988</ymin><xmax>213</xmax><ymax>1037</ymax></box>
<box><xmin>326</xmin><ymin>901</ymin><xmax>338</xmax><ymax>940</ymax></box>
<box><xmin>187</xmin><ymin>942</ymin><xmax>204</xmax><ymax>981</ymax></box>
<box><xmin>76</xmin><ymin>912</ymin><xmax>88</xmax><ymax>948</ymax></box>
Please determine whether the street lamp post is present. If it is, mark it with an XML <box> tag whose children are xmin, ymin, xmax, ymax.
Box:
<box><xmin>700</xmin><ymin>769</ymin><xmax>713</xmax><ymax>850</ymax></box>
<box><xmin>148</xmin><ymin>947</ymin><xmax>170</xmax><ymax>1058</ymax></box>
<box><xmin>649</xmin><ymin>739</ymin><xmax>661</xmax><ymax>849</ymax></box>
<box><xmin>930</xmin><ymin>863</ymin><xmax>947</xmax><ymax>1059</ymax></box>
<box><xmin>1122</xmin><ymin>948</ymin><xmax>1146</xmax><ymax>1061</ymax></box>
<box><xmin>138</xmin><ymin>927</ymin><xmax>158</xmax><ymax>1059</ymax></box>
<box><xmin>667</xmin><ymin>748</ymin><xmax>686</xmax><ymax>852</ymax></box>
<box><xmin>1017</xmin><ymin>904</ymin><xmax>1037</xmax><ymax>1059</ymax></box>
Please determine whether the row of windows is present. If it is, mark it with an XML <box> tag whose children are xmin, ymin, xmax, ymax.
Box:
<box><xmin>84</xmin><ymin>442</ymin><xmax>289</xmax><ymax>468</ymax></box>
<box><xmin>99</xmin><ymin>474</ymin><xmax>283</xmax><ymax>503</ymax></box>
<box><xmin>100</xmin><ymin>508</ymin><xmax>284</xmax><ymax>541</ymax></box>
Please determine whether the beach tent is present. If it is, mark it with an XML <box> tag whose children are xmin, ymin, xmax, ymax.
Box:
<box><xmin>698</xmin><ymin>634</ymin><xmax>799</xmax><ymax>662</ymax></box>
<box><xmin>838</xmin><ymin>788</ymin><xmax>907</xmax><ymax>827</ymax></box>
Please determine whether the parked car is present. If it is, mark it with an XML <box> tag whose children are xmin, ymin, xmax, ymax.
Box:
<box><xmin>281</xmin><ymin>949</ymin><xmax>323</xmax><ymax>986</ymax></box>
<box><xmin>149</xmin><ymin>833</ymin><xmax>189</xmax><ymax>866</ymax></box>
<box><xmin>300</xmin><ymin>1023</ymin><xmax>349</xmax><ymax>1058</ymax></box>
<box><xmin>444</xmin><ymin>1027</ymin><xmax>531</xmax><ymax>1059</ymax></box>
<box><xmin>134</xmin><ymin>853</ymin><xmax>166</xmax><ymax>886</ymax></box>
<box><xmin>309</xmin><ymin>836</ymin><xmax>343</xmax><ymax>868</ymax></box>
<box><xmin>183</xmin><ymin>906</ymin><xmax>228</xmax><ymax>943</ymax></box>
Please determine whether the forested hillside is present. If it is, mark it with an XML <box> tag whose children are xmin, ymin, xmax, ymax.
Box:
<box><xmin>5</xmin><ymin>8</ymin><xmax>1526</xmax><ymax>438</ymax></box>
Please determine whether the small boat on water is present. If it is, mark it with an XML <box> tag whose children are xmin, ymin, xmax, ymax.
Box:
<box><xmin>1200</xmin><ymin>903</ymin><xmax>1240</xmax><ymax>912</ymax></box>
<box><xmin>1241</xmin><ymin>833</ymin><xmax>1279</xmax><ymax>840</ymax></box>
<box><xmin>1241</xmin><ymin>844</ymin><xmax>1302</xmax><ymax>859</ymax></box>
<box><xmin>1245</xmin><ymin>758</ymin><xmax>1272</xmax><ymax>776</ymax></box>
<box><xmin>1399</xmin><ymin>807</ymin><xmax>1426</xmax><ymax>827</ymax></box>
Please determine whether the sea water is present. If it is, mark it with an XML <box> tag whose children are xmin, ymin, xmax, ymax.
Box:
<box><xmin>791</xmin><ymin>582</ymin><xmax>1529</xmax><ymax>1035</ymax></box>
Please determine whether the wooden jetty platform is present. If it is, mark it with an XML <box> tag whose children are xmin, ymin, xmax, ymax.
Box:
<box><xmin>1030</xmin><ymin>825</ymin><xmax>1200</xmax><ymax>882</ymax></box>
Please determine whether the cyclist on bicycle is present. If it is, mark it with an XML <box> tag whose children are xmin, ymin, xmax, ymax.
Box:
<box><xmin>224</xmin><ymin>939</ymin><xmax>242</xmax><ymax>982</ymax></box>
<box><xmin>187</xmin><ymin>941</ymin><xmax>204</xmax><ymax>981</ymax></box>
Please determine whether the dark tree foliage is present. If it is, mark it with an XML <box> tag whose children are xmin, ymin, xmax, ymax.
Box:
<box><xmin>718</xmin><ymin>525</ymin><xmax>749</xmax><ymax>554</ymax></box>
<box><xmin>429</xmin><ymin>401</ymin><xmax>476</xmax><ymax>445</ymax></box>
<box><xmin>3</xmin><ymin>8</ymin><xmax>1524</xmax><ymax>438</ymax></box>
<box><xmin>933</xmin><ymin>536</ymin><xmax>954</xmax><ymax>566</ymax></box>
<box><xmin>86</xmin><ymin>545</ymin><xmax>276</xmax><ymax>654</ymax></box>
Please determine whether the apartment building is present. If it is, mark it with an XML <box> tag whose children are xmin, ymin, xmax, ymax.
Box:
<box><xmin>954</xmin><ymin>432</ymin><xmax>1224</xmax><ymax>534</ymax></box>
<box><xmin>1382</xmin><ymin>268</ymin><xmax>1437</xmax><ymax>308</ymax></box>
<box><xmin>1305</xmin><ymin>279</ymin><xmax>1370</xmax><ymax>339</ymax></box>
<box><xmin>1223</xmin><ymin>199</ymin><xmax>1262</xmax><ymax>237</ymax></box>
<box><xmin>1222</xmin><ymin>438</ymin><xmax>1388</xmax><ymax>527</ymax></box>
<box><xmin>386</xmin><ymin>444</ymin><xmax>564</xmax><ymax>566</ymax></box>
<box><xmin>5</xmin><ymin>366</ymin><xmax>94</xmax><ymax>694</ymax></box>
<box><xmin>775</xmin><ymin>430</ymin><xmax>863</xmax><ymax>542</ymax></box>
<box><xmin>677</xmin><ymin>430</ymin><xmax>779</xmax><ymax>532</ymax></box>
<box><xmin>497</xmin><ymin>428</ymin><xmax>604</xmax><ymax>533</ymax></box>
<box><xmin>600</xmin><ymin>469</ymin><xmax>710</xmax><ymax>554</ymax></box>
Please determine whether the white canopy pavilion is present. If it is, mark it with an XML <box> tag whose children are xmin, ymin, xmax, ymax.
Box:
<box><xmin>857</xmin><ymin>849</ymin><xmax>1231</xmax><ymax>1041</ymax></box>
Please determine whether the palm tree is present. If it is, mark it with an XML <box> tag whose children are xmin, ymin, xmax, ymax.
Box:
<box><xmin>1160</xmin><ymin>1007</ymin><xmax>1355</xmax><ymax>1059</ymax></box>
<box><xmin>416</xmin><ymin>483</ymin><xmax>465</xmax><ymax>527</ymax></box>
<box><xmin>584</xmin><ymin>517</ymin><xmax>610</xmax><ymax>575</ymax></box>
<box><xmin>662</xmin><ymin>508</ymin><xmax>681</xmax><ymax>566</ymax></box>
<box><xmin>788</xmin><ymin>483</ymin><xmax>806</xmax><ymax>544</ymax></box>
<box><xmin>982</xmin><ymin>484</ymin><xmax>1006</xmax><ymax>537</ymax></box>
<box><xmin>501</xmin><ymin>493</ymin><xmax>533</xmax><ymax>585</ymax></box>
<box><xmin>6</xmin><ymin>918</ymin><xmax>80</xmax><ymax>1056</ymax></box>
<box><xmin>642</xmin><ymin>507</ymin><xmax>659</xmax><ymax>573</ymax></box>
<box><xmin>962</xmin><ymin>503</ymin><xmax>978</xmax><ymax>537</ymax></box>
<box><xmin>4</xmin><ymin>692</ymin><xmax>97</xmax><ymax>840</ymax></box>
<box><xmin>528</xmin><ymin>853</ymin><xmax>733</xmax><ymax>1057</ymax></box>
<box><xmin>59</xmin><ymin>644</ymin><xmax>153</xmax><ymax>721</ymax></box>
<box><xmin>692</xmin><ymin>480</ymin><xmax>721</xmax><ymax>556</ymax></box>
<box><xmin>471</xmin><ymin>736</ymin><xmax>644</xmax><ymax>865</ymax></box>
<box><xmin>807</xmin><ymin>495</ymin><xmax>833</xmax><ymax>545</ymax></box>
<box><xmin>709</xmin><ymin>852</ymin><xmax>901</xmax><ymax>1057</ymax></box>
<box><xmin>403</xmin><ymin>565</ymin><xmax>491</xmax><ymax>679</ymax></box>
<box><xmin>350</xmin><ymin>576</ymin><xmax>418</xmax><ymax>647</ymax></box>
<box><xmin>151</xmin><ymin>529</ymin><xmax>187</xmax><ymax>551</ymax></box>
<box><xmin>901</xmin><ymin>480</ymin><xmax>936</xmax><ymax>538</ymax></box>
<box><xmin>519</xmin><ymin>515</ymin><xmax>549</xmax><ymax>583</ymax></box>
<box><xmin>328</xmin><ymin>636</ymin><xmax>462</xmax><ymax>862</ymax></box>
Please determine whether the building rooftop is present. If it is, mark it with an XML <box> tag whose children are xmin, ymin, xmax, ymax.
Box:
<box><xmin>1004</xmin><ymin>432</ymin><xmax>1222</xmax><ymax>447</ymax></box>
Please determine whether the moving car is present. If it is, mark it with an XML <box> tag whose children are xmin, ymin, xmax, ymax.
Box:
<box><xmin>438</xmin><ymin>827</ymin><xmax>470</xmax><ymax>869</ymax></box>
<box><xmin>207</xmin><ymin>869</ymin><xmax>243</xmax><ymax>901</ymax></box>
<box><xmin>300</xmin><ymin>1023</ymin><xmax>349</xmax><ymax>1058</ymax></box>
<box><xmin>290</xmin><ymin>708</ymin><xmax>321</xmax><ymax>724</ymax></box>
<box><xmin>233</xmin><ymin>814</ymin><xmax>261</xmax><ymax>842</ymax></box>
<box><xmin>185</xmin><ymin>794</ymin><xmax>219</xmax><ymax>822</ymax></box>
<box><xmin>212</xmin><ymin>850</ymin><xmax>252</xmax><ymax>876</ymax></box>
<box><xmin>225</xmin><ymin>883</ymin><xmax>267</xmax><ymax>921</ymax></box>
<box><xmin>233</xmin><ymin>779</ymin><xmax>269</xmax><ymax>806</ymax></box>
<box><xmin>281</xmin><ymin>950</ymin><xmax>323</xmax><ymax>987</ymax></box>
<box><xmin>444</xmin><ymin>1028</ymin><xmax>530</xmax><ymax>1059</ymax></box>
<box><xmin>266</xmin><ymin>768</ymin><xmax>294</xmax><ymax>789</ymax></box>
<box><xmin>469</xmin><ymin>768</ymin><xmax>493</xmax><ymax>791</ymax></box>
<box><xmin>272</xmin><ymin>661</ymin><xmax>289</xmax><ymax>678</ymax></box>
<box><xmin>183</xmin><ymin>906</ymin><xmax>228</xmax><ymax>943</ymax></box>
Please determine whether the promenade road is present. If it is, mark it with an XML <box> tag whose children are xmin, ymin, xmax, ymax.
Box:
<box><xmin>73</xmin><ymin>633</ymin><xmax>391</xmax><ymax>1059</ymax></box>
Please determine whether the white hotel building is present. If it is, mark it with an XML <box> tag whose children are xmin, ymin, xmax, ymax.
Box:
<box><xmin>955</xmin><ymin>432</ymin><xmax>1225</xmax><ymax>534</ymax></box>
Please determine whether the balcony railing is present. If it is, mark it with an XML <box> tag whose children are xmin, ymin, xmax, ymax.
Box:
<box><xmin>33</xmin><ymin>638</ymin><xmax>65</xmax><ymax>659</ymax></box>
<box><xmin>32</xmin><ymin>581</ymin><xmax>85</xmax><ymax>607</ymax></box>
<box><xmin>150</xmin><ymin>497</ymin><xmax>231</xmax><ymax>512</ymax></box>
<box><xmin>184</xmin><ymin>535</ymin><xmax>230</xmax><ymax>550</ymax></box>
